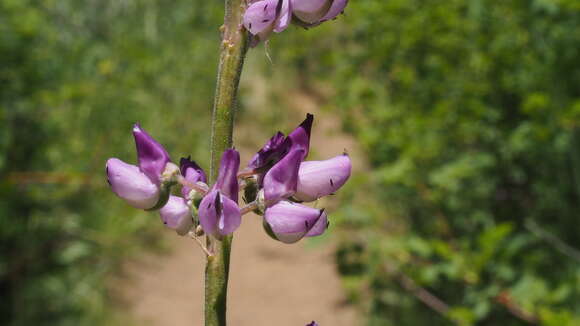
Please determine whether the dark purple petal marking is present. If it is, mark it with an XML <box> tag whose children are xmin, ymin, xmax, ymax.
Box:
<box><xmin>305</xmin><ymin>208</ymin><xmax>328</xmax><ymax>237</ymax></box>
<box><xmin>106</xmin><ymin>166</ymin><xmax>111</xmax><ymax>185</ymax></box>
<box><xmin>214</xmin><ymin>191</ymin><xmax>222</xmax><ymax>217</ymax></box>
<box><xmin>247</xmin><ymin>131</ymin><xmax>287</xmax><ymax>171</ymax></box>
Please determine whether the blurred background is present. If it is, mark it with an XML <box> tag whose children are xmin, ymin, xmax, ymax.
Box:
<box><xmin>2</xmin><ymin>0</ymin><xmax>580</xmax><ymax>325</ymax></box>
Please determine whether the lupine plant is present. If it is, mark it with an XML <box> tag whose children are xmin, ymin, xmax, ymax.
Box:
<box><xmin>105</xmin><ymin>1</ymin><xmax>349</xmax><ymax>325</ymax></box>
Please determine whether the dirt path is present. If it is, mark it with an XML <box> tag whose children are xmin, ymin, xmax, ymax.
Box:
<box><xmin>120</xmin><ymin>83</ymin><xmax>364</xmax><ymax>326</ymax></box>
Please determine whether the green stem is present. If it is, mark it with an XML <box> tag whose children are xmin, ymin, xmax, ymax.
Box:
<box><xmin>205</xmin><ymin>0</ymin><xmax>248</xmax><ymax>325</ymax></box>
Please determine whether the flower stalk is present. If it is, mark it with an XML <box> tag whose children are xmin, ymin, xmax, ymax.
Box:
<box><xmin>105</xmin><ymin>1</ymin><xmax>350</xmax><ymax>324</ymax></box>
<box><xmin>206</xmin><ymin>0</ymin><xmax>249</xmax><ymax>325</ymax></box>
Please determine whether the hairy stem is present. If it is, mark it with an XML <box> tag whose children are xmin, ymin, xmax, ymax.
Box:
<box><xmin>205</xmin><ymin>0</ymin><xmax>248</xmax><ymax>325</ymax></box>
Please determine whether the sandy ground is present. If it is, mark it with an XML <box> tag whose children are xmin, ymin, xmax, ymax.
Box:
<box><xmin>122</xmin><ymin>216</ymin><xmax>358</xmax><ymax>326</ymax></box>
<box><xmin>120</xmin><ymin>84</ymin><xmax>363</xmax><ymax>326</ymax></box>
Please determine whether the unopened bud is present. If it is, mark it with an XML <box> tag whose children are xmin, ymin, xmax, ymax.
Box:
<box><xmin>159</xmin><ymin>195</ymin><xmax>194</xmax><ymax>236</ymax></box>
<box><xmin>243</xmin><ymin>176</ymin><xmax>259</xmax><ymax>204</ymax></box>
<box><xmin>255</xmin><ymin>189</ymin><xmax>266</xmax><ymax>215</ymax></box>
<box><xmin>195</xmin><ymin>225</ymin><xmax>205</xmax><ymax>236</ymax></box>
<box><xmin>161</xmin><ymin>162</ymin><xmax>180</xmax><ymax>183</ymax></box>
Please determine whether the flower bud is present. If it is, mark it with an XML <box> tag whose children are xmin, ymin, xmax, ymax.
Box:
<box><xmin>263</xmin><ymin>201</ymin><xmax>327</xmax><ymax>243</ymax></box>
<box><xmin>159</xmin><ymin>195</ymin><xmax>193</xmax><ymax>235</ymax></box>
<box><xmin>195</xmin><ymin>224</ymin><xmax>205</xmax><ymax>236</ymax></box>
<box><xmin>106</xmin><ymin>158</ymin><xmax>160</xmax><ymax>209</ymax></box>
<box><xmin>133</xmin><ymin>123</ymin><xmax>171</xmax><ymax>184</ymax></box>
<box><xmin>293</xmin><ymin>0</ymin><xmax>348</xmax><ymax>26</ymax></box>
<box><xmin>294</xmin><ymin>153</ymin><xmax>351</xmax><ymax>202</ymax></box>
<box><xmin>255</xmin><ymin>189</ymin><xmax>266</xmax><ymax>215</ymax></box>
<box><xmin>243</xmin><ymin>176</ymin><xmax>259</xmax><ymax>204</ymax></box>
<box><xmin>180</xmin><ymin>156</ymin><xmax>207</xmax><ymax>198</ymax></box>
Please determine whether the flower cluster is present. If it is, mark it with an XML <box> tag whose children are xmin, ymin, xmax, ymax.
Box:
<box><xmin>105</xmin><ymin>114</ymin><xmax>351</xmax><ymax>245</ymax></box>
<box><xmin>243</xmin><ymin>0</ymin><xmax>349</xmax><ymax>45</ymax></box>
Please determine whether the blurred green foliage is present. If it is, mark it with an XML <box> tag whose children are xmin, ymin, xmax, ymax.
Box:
<box><xmin>4</xmin><ymin>0</ymin><xmax>580</xmax><ymax>325</ymax></box>
<box><xmin>0</xmin><ymin>0</ymin><xmax>222</xmax><ymax>325</ymax></box>
<box><xmin>267</xmin><ymin>0</ymin><xmax>580</xmax><ymax>325</ymax></box>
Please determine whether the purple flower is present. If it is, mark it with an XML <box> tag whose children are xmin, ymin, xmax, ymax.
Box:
<box><xmin>286</xmin><ymin>113</ymin><xmax>313</xmax><ymax>161</ymax></box>
<box><xmin>295</xmin><ymin>153</ymin><xmax>352</xmax><ymax>202</ymax></box>
<box><xmin>243</xmin><ymin>0</ymin><xmax>292</xmax><ymax>44</ymax></box>
<box><xmin>133</xmin><ymin>124</ymin><xmax>171</xmax><ymax>184</ymax></box>
<box><xmin>263</xmin><ymin>200</ymin><xmax>328</xmax><ymax>243</ymax></box>
<box><xmin>180</xmin><ymin>156</ymin><xmax>207</xmax><ymax>198</ymax></box>
<box><xmin>247</xmin><ymin>131</ymin><xmax>288</xmax><ymax>172</ymax></box>
<box><xmin>198</xmin><ymin>149</ymin><xmax>242</xmax><ymax>238</ymax></box>
<box><xmin>106</xmin><ymin>158</ymin><xmax>160</xmax><ymax>209</ymax></box>
<box><xmin>248</xmin><ymin>113</ymin><xmax>313</xmax><ymax>172</ymax></box>
<box><xmin>159</xmin><ymin>195</ymin><xmax>193</xmax><ymax>235</ymax></box>
<box><xmin>263</xmin><ymin>148</ymin><xmax>304</xmax><ymax>204</ymax></box>
<box><xmin>254</xmin><ymin>114</ymin><xmax>313</xmax><ymax>204</ymax></box>
<box><xmin>293</xmin><ymin>0</ymin><xmax>348</xmax><ymax>26</ymax></box>
<box><xmin>106</xmin><ymin>124</ymin><xmax>173</xmax><ymax>210</ymax></box>
<box><xmin>306</xmin><ymin>322</ymin><xmax>319</xmax><ymax>326</ymax></box>
<box><xmin>214</xmin><ymin>149</ymin><xmax>241</xmax><ymax>202</ymax></box>
<box><xmin>243</xmin><ymin>0</ymin><xmax>348</xmax><ymax>44</ymax></box>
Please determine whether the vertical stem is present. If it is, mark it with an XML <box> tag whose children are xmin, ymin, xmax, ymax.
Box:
<box><xmin>206</xmin><ymin>0</ymin><xmax>248</xmax><ymax>326</ymax></box>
